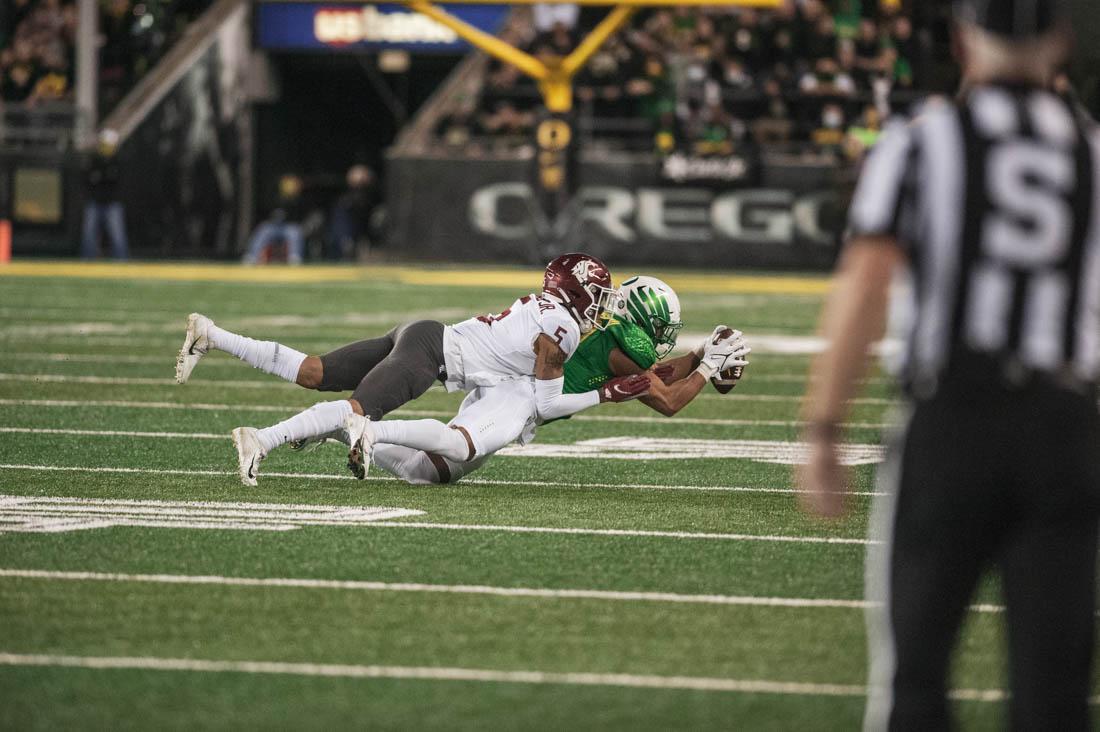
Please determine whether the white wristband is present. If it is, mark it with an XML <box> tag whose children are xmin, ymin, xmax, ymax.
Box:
<box><xmin>694</xmin><ymin>362</ymin><xmax>717</xmax><ymax>380</ymax></box>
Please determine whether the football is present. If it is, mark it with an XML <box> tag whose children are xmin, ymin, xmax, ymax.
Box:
<box><xmin>709</xmin><ymin>327</ymin><xmax>746</xmax><ymax>394</ymax></box>
<box><xmin>712</xmin><ymin>364</ymin><xmax>746</xmax><ymax>394</ymax></box>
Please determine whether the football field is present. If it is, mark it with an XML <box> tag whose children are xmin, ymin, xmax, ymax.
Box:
<box><xmin>0</xmin><ymin>262</ymin><xmax>1094</xmax><ymax>729</ymax></box>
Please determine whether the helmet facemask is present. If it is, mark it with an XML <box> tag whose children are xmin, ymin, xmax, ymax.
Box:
<box><xmin>585</xmin><ymin>283</ymin><xmax>621</xmax><ymax>332</ymax></box>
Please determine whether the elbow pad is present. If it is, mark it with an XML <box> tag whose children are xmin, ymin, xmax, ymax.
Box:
<box><xmin>534</xmin><ymin>376</ymin><xmax>600</xmax><ymax>421</ymax></box>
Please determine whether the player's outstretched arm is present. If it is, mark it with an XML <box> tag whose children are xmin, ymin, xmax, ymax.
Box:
<box><xmin>607</xmin><ymin>347</ymin><xmax>704</xmax><ymax>417</ymax></box>
<box><xmin>638</xmin><ymin>371</ymin><xmax>706</xmax><ymax>417</ymax></box>
<box><xmin>533</xmin><ymin>335</ymin><xmax>649</xmax><ymax>420</ymax></box>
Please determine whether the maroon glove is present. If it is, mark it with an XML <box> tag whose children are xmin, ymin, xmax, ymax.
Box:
<box><xmin>653</xmin><ymin>364</ymin><xmax>677</xmax><ymax>385</ymax></box>
<box><xmin>599</xmin><ymin>373</ymin><xmax>651</xmax><ymax>403</ymax></box>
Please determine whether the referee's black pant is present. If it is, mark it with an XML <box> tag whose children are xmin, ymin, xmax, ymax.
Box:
<box><xmin>865</xmin><ymin>385</ymin><xmax>1100</xmax><ymax>731</ymax></box>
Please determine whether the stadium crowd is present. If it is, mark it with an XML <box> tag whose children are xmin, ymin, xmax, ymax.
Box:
<box><xmin>0</xmin><ymin>0</ymin><xmax>210</xmax><ymax>110</ymax></box>
<box><xmin>438</xmin><ymin>0</ymin><xmax>943</xmax><ymax>155</ymax></box>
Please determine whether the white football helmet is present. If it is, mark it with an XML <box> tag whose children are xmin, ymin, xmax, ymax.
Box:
<box><xmin>618</xmin><ymin>275</ymin><xmax>683</xmax><ymax>358</ymax></box>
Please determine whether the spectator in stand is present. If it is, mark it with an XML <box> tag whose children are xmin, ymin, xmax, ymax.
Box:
<box><xmin>689</xmin><ymin>101</ymin><xmax>743</xmax><ymax>155</ymax></box>
<box><xmin>1</xmin><ymin>39</ymin><xmax>40</xmax><ymax>102</ymax></box>
<box><xmin>843</xmin><ymin>103</ymin><xmax>882</xmax><ymax>160</ymax></box>
<box><xmin>752</xmin><ymin>76</ymin><xmax>794</xmax><ymax>143</ymax></box>
<box><xmin>887</xmin><ymin>15</ymin><xmax>918</xmax><ymax>88</ymax></box>
<box><xmin>810</xmin><ymin>101</ymin><xmax>847</xmax><ymax>152</ymax></box>
<box><xmin>326</xmin><ymin>165</ymin><xmax>377</xmax><ymax>260</ymax></box>
<box><xmin>81</xmin><ymin>129</ymin><xmax>129</xmax><ymax>260</ymax></box>
<box><xmin>799</xmin><ymin>57</ymin><xmax>856</xmax><ymax>97</ymax></box>
<box><xmin>243</xmin><ymin>175</ymin><xmax>305</xmax><ymax>265</ymax></box>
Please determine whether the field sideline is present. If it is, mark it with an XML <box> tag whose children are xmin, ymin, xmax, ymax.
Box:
<box><xmin>0</xmin><ymin>262</ymin><xmax>1096</xmax><ymax>729</ymax></box>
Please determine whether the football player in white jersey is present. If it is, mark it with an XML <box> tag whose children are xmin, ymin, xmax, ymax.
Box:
<box><xmin>175</xmin><ymin>253</ymin><xmax>651</xmax><ymax>486</ymax></box>
<box><xmin>366</xmin><ymin>276</ymin><xmax>751</xmax><ymax>486</ymax></box>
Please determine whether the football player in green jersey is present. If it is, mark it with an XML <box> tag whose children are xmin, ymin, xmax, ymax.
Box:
<box><xmin>368</xmin><ymin>275</ymin><xmax>751</xmax><ymax>484</ymax></box>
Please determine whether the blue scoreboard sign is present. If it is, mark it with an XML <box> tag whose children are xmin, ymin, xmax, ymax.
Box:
<box><xmin>256</xmin><ymin>3</ymin><xmax>510</xmax><ymax>52</ymax></box>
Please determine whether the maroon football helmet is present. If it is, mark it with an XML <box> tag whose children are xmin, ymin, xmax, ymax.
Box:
<box><xmin>542</xmin><ymin>253</ymin><xmax>618</xmax><ymax>332</ymax></box>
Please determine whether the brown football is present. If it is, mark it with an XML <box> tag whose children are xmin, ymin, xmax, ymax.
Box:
<box><xmin>708</xmin><ymin>327</ymin><xmax>744</xmax><ymax>394</ymax></box>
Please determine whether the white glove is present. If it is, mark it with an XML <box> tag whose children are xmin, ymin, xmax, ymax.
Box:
<box><xmin>693</xmin><ymin>325</ymin><xmax>731</xmax><ymax>359</ymax></box>
<box><xmin>695</xmin><ymin>330</ymin><xmax>751</xmax><ymax>380</ymax></box>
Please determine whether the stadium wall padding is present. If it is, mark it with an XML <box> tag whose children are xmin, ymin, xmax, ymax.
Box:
<box><xmin>386</xmin><ymin>154</ymin><xmax>848</xmax><ymax>270</ymax></box>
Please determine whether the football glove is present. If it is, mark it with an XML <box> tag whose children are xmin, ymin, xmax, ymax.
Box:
<box><xmin>696</xmin><ymin>329</ymin><xmax>751</xmax><ymax>380</ymax></box>
<box><xmin>599</xmin><ymin>373</ymin><xmax>652</xmax><ymax>403</ymax></box>
<box><xmin>693</xmin><ymin>325</ymin><xmax>731</xmax><ymax>359</ymax></box>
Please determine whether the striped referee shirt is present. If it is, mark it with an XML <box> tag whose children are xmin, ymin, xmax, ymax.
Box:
<box><xmin>849</xmin><ymin>83</ymin><xmax>1100</xmax><ymax>397</ymax></box>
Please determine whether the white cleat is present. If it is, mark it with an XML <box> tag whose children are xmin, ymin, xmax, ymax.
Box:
<box><xmin>175</xmin><ymin>313</ymin><xmax>213</xmax><ymax>384</ymax></box>
<box><xmin>231</xmin><ymin>427</ymin><xmax>267</xmax><ymax>487</ymax></box>
<box><xmin>343</xmin><ymin>413</ymin><xmax>376</xmax><ymax>480</ymax></box>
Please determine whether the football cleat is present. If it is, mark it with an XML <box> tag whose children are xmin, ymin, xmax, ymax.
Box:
<box><xmin>175</xmin><ymin>313</ymin><xmax>213</xmax><ymax>384</ymax></box>
<box><xmin>343</xmin><ymin>413</ymin><xmax>376</xmax><ymax>480</ymax></box>
<box><xmin>231</xmin><ymin>427</ymin><xmax>267</xmax><ymax>487</ymax></box>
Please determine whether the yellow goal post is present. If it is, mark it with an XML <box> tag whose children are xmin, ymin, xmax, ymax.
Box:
<box><xmin>396</xmin><ymin>0</ymin><xmax>781</xmax><ymax>112</ymax></box>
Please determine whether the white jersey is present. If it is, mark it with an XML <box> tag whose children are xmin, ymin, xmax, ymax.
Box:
<box><xmin>442</xmin><ymin>293</ymin><xmax>581</xmax><ymax>392</ymax></box>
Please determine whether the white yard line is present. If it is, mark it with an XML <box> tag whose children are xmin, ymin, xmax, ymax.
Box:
<box><xmin>3</xmin><ymin>353</ymin><xmax>249</xmax><ymax>368</ymax></box>
<box><xmin>0</xmin><ymin>568</ymin><xmax>1007</xmax><ymax>614</ymax></box>
<box><xmin>0</xmin><ymin>373</ymin><xmax>274</xmax><ymax>388</ymax></box>
<box><xmin>0</xmin><ymin>398</ymin><xmax>893</xmax><ymax>429</ymax></box>
<box><xmin>0</xmin><ymin>475</ymin><xmax>871</xmax><ymax>544</ymax></box>
<box><xmin>0</xmin><ymin>652</ymin><xmax>1070</xmax><ymax>703</ymax></box>
<box><xmin>364</xmin><ymin>521</ymin><xmax>873</xmax><ymax>545</ymax></box>
<box><xmin>0</xmin><ymin>462</ymin><xmax>884</xmax><ymax>497</ymax></box>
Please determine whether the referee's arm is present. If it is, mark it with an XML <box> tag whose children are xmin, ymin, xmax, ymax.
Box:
<box><xmin>797</xmin><ymin>118</ymin><xmax>915</xmax><ymax>518</ymax></box>
<box><xmin>797</xmin><ymin>238</ymin><xmax>904</xmax><ymax>517</ymax></box>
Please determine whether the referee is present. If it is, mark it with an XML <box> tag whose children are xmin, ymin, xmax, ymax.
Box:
<box><xmin>798</xmin><ymin>1</ymin><xmax>1099</xmax><ymax>729</ymax></box>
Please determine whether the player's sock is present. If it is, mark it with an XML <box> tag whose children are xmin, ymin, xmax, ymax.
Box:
<box><xmin>372</xmin><ymin>444</ymin><xmax>445</xmax><ymax>485</ymax></box>
<box><xmin>256</xmin><ymin>400</ymin><xmax>353</xmax><ymax>453</ymax></box>
<box><xmin>208</xmin><ymin>325</ymin><xmax>306</xmax><ymax>383</ymax></box>
<box><xmin>371</xmin><ymin>419</ymin><xmax>471</xmax><ymax>462</ymax></box>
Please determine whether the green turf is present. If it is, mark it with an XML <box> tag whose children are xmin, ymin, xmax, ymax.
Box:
<box><xmin>0</xmin><ymin>268</ymin><xmax>1093</xmax><ymax>729</ymax></box>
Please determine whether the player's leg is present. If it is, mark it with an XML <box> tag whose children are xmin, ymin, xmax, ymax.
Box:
<box><xmin>231</xmin><ymin>399</ymin><xmax>356</xmax><ymax>486</ymax></box>
<box><xmin>342</xmin><ymin>321</ymin><xmax>448</xmax><ymax>477</ymax></box>
<box><xmin>999</xmin><ymin>397</ymin><xmax>1100</xmax><ymax>730</ymax></box>
<box><xmin>864</xmin><ymin>403</ymin><xmax>998</xmax><ymax>731</ymax></box>
<box><xmin>176</xmin><ymin>313</ymin><xmax>400</xmax><ymax>389</ymax></box>
<box><xmin>371</xmin><ymin>444</ymin><xmax>490</xmax><ymax>485</ymax></box>
<box><xmin>350</xmin><ymin>380</ymin><xmax>533</xmax><ymax>481</ymax></box>
<box><xmin>175</xmin><ymin>312</ymin><xmax>310</xmax><ymax>386</ymax></box>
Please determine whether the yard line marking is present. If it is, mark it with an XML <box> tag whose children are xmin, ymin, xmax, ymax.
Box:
<box><xmin>0</xmin><ymin>652</ymin><xmax>1075</xmax><ymax>703</ymax></box>
<box><xmin>0</xmin><ymin>496</ymin><xmax>423</xmax><ymax>533</ymax></box>
<box><xmin>0</xmin><ymin>487</ymin><xmax>869</xmax><ymax>544</ymax></box>
<box><xmin>0</xmin><ymin>463</ymin><xmax>885</xmax><ymax>497</ymax></box>
<box><xmin>0</xmin><ymin>398</ymin><xmax>298</xmax><ymax>414</ymax></box>
<box><xmin>0</xmin><ymin>569</ymin><xmax>1008</xmax><ymax>614</ymax></box>
<box><xmin>0</xmin><ymin>399</ymin><xmax>893</xmax><ymax>429</ymax></box>
<box><xmin>365</xmin><ymin>521</ymin><xmax>872</xmax><ymax>545</ymax></box>
<box><xmin>3</xmin><ymin>353</ymin><xmax>258</xmax><ymax>368</ymax></box>
<box><xmin>499</xmin><ymin>437</ymin><xmax>884</xmax><ymax>465</ymax></box>
<box><xmin>0</xmin><ymin>373</ymin><xmax>275</xmax><ymax>388</ymax></box>
<box><xmin>0</xmin><ymin>428</ymin><xmax>886</xmax><ymax>465</ymax></box>
<box><xmin>0</xmin><ymin>427</ymin><xmax>227</xmax><ymax>439</ymax></box>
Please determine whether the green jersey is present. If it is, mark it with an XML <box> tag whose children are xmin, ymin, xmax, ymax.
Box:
<box><xmin>563</xmin><ymin>317</ymin><xmax>658</xmax><ymax>394</ymax></box>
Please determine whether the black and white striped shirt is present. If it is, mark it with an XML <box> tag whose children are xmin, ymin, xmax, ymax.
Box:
<box><xmin>850</xmin><ymin>84</ymin><xmax>1100</xmax><ymax>397</ymax></box>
